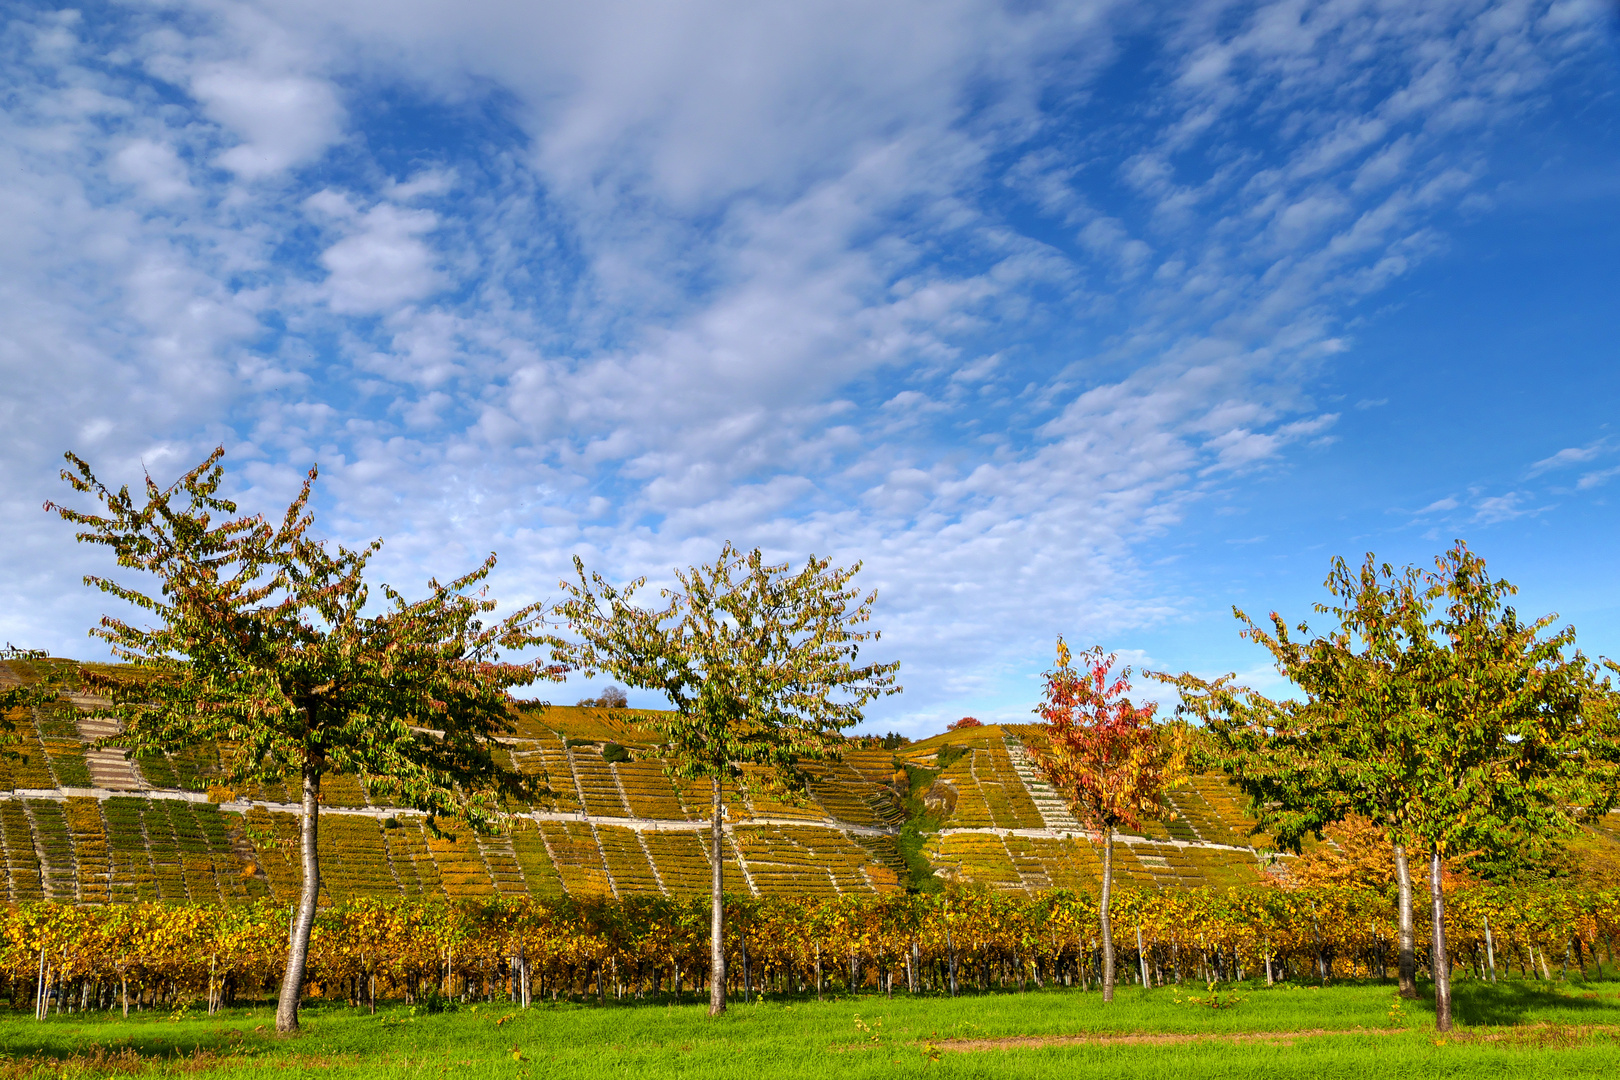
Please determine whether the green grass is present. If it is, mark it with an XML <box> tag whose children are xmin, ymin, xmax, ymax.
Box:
<box><xmin>895</xmin><ymin>762</ymin><xmax>944</xmax><ymax>893</ymax></box>
<box><xmin>2</xmin><ymin>978</ymin><xmax>1617</xmax><ymax>1078</ymax></box>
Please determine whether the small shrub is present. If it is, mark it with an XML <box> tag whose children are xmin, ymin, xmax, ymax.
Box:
<box><xmin>601</xmin><ymin>742</ymin><xmax>631</xmax><ymax>764</ymax></box>
<box><xmin>417</xmin><ymin>990</ymin><xmax>455</xmax><ymax>1013</ymax></box>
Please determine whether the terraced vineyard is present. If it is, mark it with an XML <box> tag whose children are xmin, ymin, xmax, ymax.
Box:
<box><xmin>0</xmin><ymin>658</ymin><xmax>1365</xmax><ymax>905</ymax></box>
<box><xmin>901</xmin><ymin>726</ymin><xmax>1273</xmax><ymax>893</ymax></box>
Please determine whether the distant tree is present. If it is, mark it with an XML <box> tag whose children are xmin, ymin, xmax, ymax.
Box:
<box><xmin>947</xmin><ymin>717</ymin><xmax>982</xmax><ymax>730</ymax></box>
<box><xmin>1032</xmin><ymin>640</ymin><xmax>1187</xmax><ymax>1003</ymax></box>
<box><xmin>553</xmin><ymin>542</ymin><xmax>901</xmax><ymax>1016</ymax></box>
<box><xmin>577</xmin><ymin>685</ymin><xmax>629</xmax><ymax>708</ymax></box>
<box><xmin>1159</xmin><ymin>543</ymin><xmax>1620</xmax><ymax>1031</ymax></box>
<box><xmin>0</xmin><ymin>677</ymin><xmax>63</xmax><ymax>761</ymax></box>
<box><xmin>46</xmin><ymin>448</ymin><xmax>554</xmax><ymax>1034</ymax></box>
<box><xmin>1</xmin><ymin>651</ymin><xmax>70</xmax><ymax>722</ymax></box>
<box><xmin>2</xmin><ymin>644</ymin><xmax>49</xmax><ymax>659</ymax></box>
<box><xmin>0</xmin><ymin>677</ymin><xmax>60</xmax><ymax>718</ymax></box>
<box><xmin>848</xmin><ymin>731</ymin><xmax>911</xmax><ymax>750</ymax></box>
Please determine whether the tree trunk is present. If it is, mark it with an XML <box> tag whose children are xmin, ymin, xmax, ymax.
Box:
<box><xmin>1429</xmin><ymin>851</ymin><xmax>1452</xmax><ymax>1032</ymax></box>
<box><xmin>1137</xmin><ymin>926</ymin><xmax>1150</xmax><ymax>989</ymax></box>
<box><xmin>1394</xmin><ymin>844</ymin><xmax>1417</xmax><ymax>999</ymax></box>
<box><xmin>276</xmin><ymin>762</ymin><xmax>321</xmax><ymax>1034</ymax></box>
<box><xmin>35</xmin><ymin>949</ymin><xmax>46</xmax><ymax>1022</ymax></box>
<box><xmin>1483</xmin><ymin>914</ymin><xmax>1497</xmax><ymax>983</ymax></box>
<box><xmin>708</xmin><ymin>775</ymin><xmax>726</xmax><ymax>1017</ymax></box>
<box><xmin>1100</xmin><ymin>826</ymin><xmax>1115</xmax><ymax>1003</ymax></box>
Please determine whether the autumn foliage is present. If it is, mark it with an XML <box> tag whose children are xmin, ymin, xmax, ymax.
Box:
<box><xmin>1033</xmin><ymin>641</ymin><xmax>1184</xmax><ymax>836</ymax></box>
<box><xmin>1031</xmin><ymin>639</ymin><xmax>1187</xmax><ymax>1002</ymax></box>
<box><xmin>5</xmin><ymin>884</ymin><xmax>1617</xmax><ymax>1015</ymax></box>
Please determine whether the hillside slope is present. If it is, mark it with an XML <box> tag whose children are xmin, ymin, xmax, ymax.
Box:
<box><xmin>20</xmin><ymin>658</ymin><xmax>1611</xmax><ymax>904</ymax></box>
<box><xmin>897</xmin><ymin>725</ymin><xmax>1268</xmax><ymax>892</ymax></box>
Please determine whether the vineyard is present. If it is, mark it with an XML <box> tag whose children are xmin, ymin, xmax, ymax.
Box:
<box><xmin>0</xmin><ymin>659</ymin><xmax>1309</xmax><ymax>908</ymax></box>
<box><xmin>5</xmin><ymin>884</ymin><xmax>1618</xmax><ymax>1013</ymax></box>
<box><xmin>3</xmin><ymin>657</ymin><xmax>1620</xmax><ymax>1023</ymax></box>
<box><xmin>911</xmin><ymin>726</ymin><xmax>1270</xmax><ymax>892</ymax></box>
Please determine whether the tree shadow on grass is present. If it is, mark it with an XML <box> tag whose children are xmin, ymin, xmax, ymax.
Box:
<box><xmin>1449</xmin><ymin>980</ymin><xmax>1620</xmax><ymax>1027</ymax></box>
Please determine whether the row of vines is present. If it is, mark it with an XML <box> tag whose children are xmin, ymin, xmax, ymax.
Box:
<box><xmin>6</xmin><ymin>884</ymin><xmax>1618</xmax><ymax>1015</ymax></box>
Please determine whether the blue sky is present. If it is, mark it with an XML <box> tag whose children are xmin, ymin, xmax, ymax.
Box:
<box><xmin>3</xmin><ymin>0</ymin><xmax>1618</xmax><ymax>734</ymax></box>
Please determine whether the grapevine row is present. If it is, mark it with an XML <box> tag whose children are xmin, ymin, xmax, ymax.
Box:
<box><xmin>6</xmin><ymin>883</ymin><xmax>1617</xmax><ymax>1014</ymax></box>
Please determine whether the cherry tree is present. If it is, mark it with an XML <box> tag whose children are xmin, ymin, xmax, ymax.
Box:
<box><xmin>1033</xmin><ymin>640</ymin><xmax>1186</xmax><ymax>1002</ymax></box>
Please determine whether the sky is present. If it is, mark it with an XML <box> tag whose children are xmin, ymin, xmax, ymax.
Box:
<box><xmin>3</xmin><ymin>0</ymin><xmax>1618</xmax><ymax>734</ymax></box>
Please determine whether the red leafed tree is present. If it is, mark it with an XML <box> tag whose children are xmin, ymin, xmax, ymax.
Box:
<box><xmin>948</xmin><ymin>716</ymin><xmax>982</xmax><ymax>730</ymax></box>
<box><xmin>1033</xmin><ymin>639</ymin><xmax>1186</xmax><ymax>1001</ymax></box>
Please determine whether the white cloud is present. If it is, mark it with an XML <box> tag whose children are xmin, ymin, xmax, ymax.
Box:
<box><xmin>1531</xmin><ymin>438</ymin><xmax>1607</xmax><ymax>474</ymax></box>
<box><xmin>1473</xmin><ymin>491</ymin><xmax>1542</xmax><ymax>523</ymax></box>
<box><xmin>1577</xmin><ymin>466</ymin><xmax>1620</xmax><ymax>490</ymax></box>
<box><xmin>191</xmin><ymin>68</ymin><xmax>345</xmax><ymax>179</ymax></box>
<box><xmin>109</xmin><ymin>139</ymin><xmax>194</xmax><ymax>201</ymax></box>
<box><xmin>1079</xmin><ymin>216</ymin><xmax>1153</xmax><ymax>276</ymax></box>
<box><xmin>0</xmin><ymin>0</ymin><xmax>1610</xmax><ymax>730</ymax></box>
<box><xmin>317</xmin><ymin>202</ymin><xmax>445</xmax><ymax>315</ymax></box>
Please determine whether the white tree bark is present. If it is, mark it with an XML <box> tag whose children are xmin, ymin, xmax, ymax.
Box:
<box><xmin>708</xmin><ymin>776</ymin><xmax>727</xmax><ymax>1017</ymax></box>
<box><xmin>276</xmin><ymin>762</ymin><xmax>320</xmax><ymax>1034</ymax></box>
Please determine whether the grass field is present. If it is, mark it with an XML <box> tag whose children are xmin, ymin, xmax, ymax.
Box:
<box><xmin>1</xmin><ymin>978</ymin><xmax>1617</xmax><ymax>1078</ymax></box>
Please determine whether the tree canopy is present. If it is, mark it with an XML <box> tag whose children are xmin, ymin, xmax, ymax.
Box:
<box><xmin>1158</xmin><ymin>542</ymin><xmax>1620</xmax><ymax>1029</ymax></box>
<box><xmin>47</xmin><ymin>448</ymin><xmax>555</xmax><ymax>1032</ymax></box>
<box><xmin>553</xmin><ymin>541</ymin><xmax>901</xmax><ymax>1015</ymax></box>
